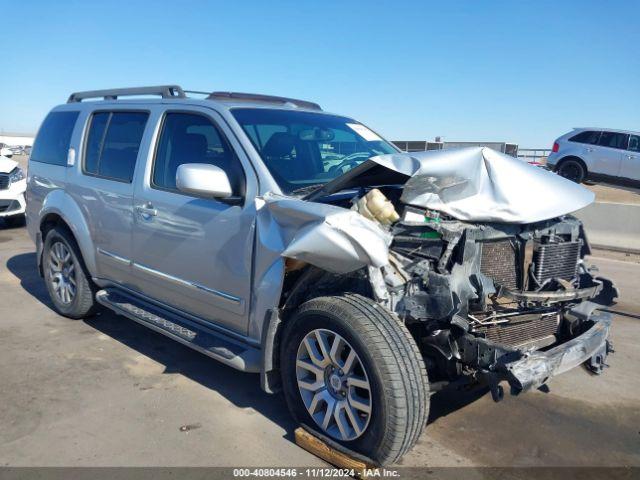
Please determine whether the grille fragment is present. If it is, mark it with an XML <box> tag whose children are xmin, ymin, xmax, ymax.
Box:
<box><xmin>0</xmin><ymin>175</ymin><xmax>9</xmax><ymax>190</ymax></box>
<box><xmin>472</xmin><ymin>312</ymin><xmax>560</xmax><ymax>349</ymax></box>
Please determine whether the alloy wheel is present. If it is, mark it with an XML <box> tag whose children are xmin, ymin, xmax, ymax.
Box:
<box><xmin>295</xmin><ymin>328</ymin><xmax>372</xmax><ymax>441</ymax></box>
<box><xmin>559</xmin><ymin>163</ymin><xmax>581</xmax><ymax>182</ymax></box>
<box><xmin>48</xmin><ymin>241</ymin><xmax>77</xmax><ymax>305</ymax></box>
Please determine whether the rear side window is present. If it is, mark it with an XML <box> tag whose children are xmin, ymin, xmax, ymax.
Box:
<box><xmin>628</xmin><ymin>135</ymin><xmax>640</xmax><ymax>152</ymax></box>
<box><xmin>83</xmin><ymin>111</ymin><xmax>149</xmax><ymax>182</ymax></box>
<box><xmin>568</xmin><ymin>130</ymin><xmax>600</xmax><ymax>145</ymax></box>
<box><xmin>30</xmin><ymin>111</ymin><xmax>79</xmax><ymax>166</ymax></box>
<box><xmin>598</xmin><ymin>131</ymin><xmax>629</xmax><ymax>150</ymax></box>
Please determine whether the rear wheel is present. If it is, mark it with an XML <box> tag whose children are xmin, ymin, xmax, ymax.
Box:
<box><xmin>43</xmin><ymin>227</ymin><xmax>97</xmax><ymax>319</ymax></box>
<box><xmin>557</xmin><ymin>158</ymin><xmax>586</xmax><ymax>183</ymax></box>
<box><xmin>280</xmin><ymin>294</ymin><xmax>429</xmax><ymax>465</ymax></box>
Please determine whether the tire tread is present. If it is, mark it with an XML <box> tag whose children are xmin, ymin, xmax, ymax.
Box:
<box><xmin>290</xmin><ymin>293</ymin><xmax>429</xmax><ymax>465</ymax></box>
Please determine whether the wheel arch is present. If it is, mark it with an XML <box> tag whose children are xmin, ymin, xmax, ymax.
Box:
<box><xmin>37</xmin><ymin>190</ymin><xmax>96</xmax><ymax>278</ymax></box>
<box><xmin>260</xmin><ymin>265</ymin><xmax>375</xmax><ymax>394</ymax></box>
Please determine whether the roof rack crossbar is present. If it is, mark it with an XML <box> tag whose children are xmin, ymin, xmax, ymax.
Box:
<box><xmin>67</xmin><ymin>85</ymin><xmax>186</xmax><ymax>103</ymax></box>
<box><xmin>208</xmin><ymin>91</ymin><xmax>321</xmax><ymax>111</ymax></box>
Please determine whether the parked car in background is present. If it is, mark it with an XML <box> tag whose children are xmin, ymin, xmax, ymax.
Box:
<box><xmin>547</xmin><ymin>128</ymin><xmax>640</xmax><ymax>185</ymax></box>
<box><xmin>0</xmin><ymin>155</ymin><xmax>27</xmax><ymax>226</ymax></box>
<box><xmin>0</xmin><ymin>144</ymin><xmax>14</xmax><ymax>158</ymax></box>
<box><xmin>9</xmin><ymin>146</ymin><xmax>25</xmax><ymax>156</ymax></box>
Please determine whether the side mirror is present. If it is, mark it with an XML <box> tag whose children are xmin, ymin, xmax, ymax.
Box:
<box><xmin>176</xmin><ymin>163</ymin><xmax>233</xmax><ymax>199</ymax></box>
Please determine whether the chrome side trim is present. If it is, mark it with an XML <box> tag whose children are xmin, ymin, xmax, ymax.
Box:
<box><xmin>132</xmin><ymin>262</ymin><xmax>242</xmax><ymax>305</ymax></box>
<box><xmin>97</xmin><ymin>248</ymin><xmax>131</xmax><ymax>266</ymax></box>
<box><xmin>92</xmin><ymin>278</ymin><xmax>259</xmax><ymax>347</ymax></box>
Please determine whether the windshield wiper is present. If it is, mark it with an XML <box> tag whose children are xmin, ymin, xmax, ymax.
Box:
<box><xmin>290</xmin><ymin>184</ymin><xmax>324</xmax><ymax>196</ymax></box>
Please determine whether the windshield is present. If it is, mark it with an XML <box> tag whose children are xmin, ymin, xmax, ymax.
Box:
<box><xmin>232</xmin><ymin>108</ymin><xmax>397</xmax><ymax>195</ymax></box>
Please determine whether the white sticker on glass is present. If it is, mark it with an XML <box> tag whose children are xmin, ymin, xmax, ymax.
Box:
<box><xmin>346</xmin><ymin>123</ymin><xmax>382</xmax><ymax>142</ymax></box>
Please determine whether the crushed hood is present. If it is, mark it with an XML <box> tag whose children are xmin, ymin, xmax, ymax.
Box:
<box><xmin>0</xmin><ymin>156</ymin><xmax>18</xmax><ymax>174</ymax></box>
<box><xmin>309</xmin><ymin>147</ymin><xmax>595</xmax><ymax>224</ymax></box>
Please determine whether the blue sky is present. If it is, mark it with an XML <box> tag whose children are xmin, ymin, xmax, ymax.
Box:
<box><xmin>1</xmin><ymin>0</ymin><xmax>638</xmax><ymax>147</ymax></box>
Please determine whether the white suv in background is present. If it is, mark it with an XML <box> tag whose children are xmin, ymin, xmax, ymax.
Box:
<box><xmin>0</xmin><ymin>144</ymin><xmax>14</xmax><ymax>158</ymax></box>
<box><xmin>0</xmin><ymin>155</ymin><xmax>27</xmax><ymax>226</ymax></box>
<box><xmin>547</xmin><ymin>128</ymin><xmax>640</xmax><ymax>185</ymax></box>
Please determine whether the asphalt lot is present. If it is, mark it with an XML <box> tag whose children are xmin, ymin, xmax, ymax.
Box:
<box><xmin>0</xmin><ymin>223</ymin><xmax>638</xmax><ymax>468</ymax></box>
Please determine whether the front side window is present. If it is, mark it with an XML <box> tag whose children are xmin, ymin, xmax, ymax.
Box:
<box><xmin>628</xmin><ymin>135</ymin><xmax>640</xmax><ymax>152</ymax></box>
<box><xmin>152</xmin><ymin>112</ymin><xmax>245</xmax><ymax>195</ymax></box>
<box><xmin>231</xmin><ymin>108</ymin><xmax>397</xmax><ymax>195</ymax></box>
<box><xmin>598</xmin><ymin>131</ymin><xmax>629</xmax><ymax>150</ymax></box>
<box><xmin>568</xmin><ymin>130</ymin><xmax>601</xmax><ymax>145</ymax></box>
<box><xmin>31</xmin><ymin>111</ymin><xmax>80</xmax><ymax>166</ymax></box>
<box><xmin>83</xmin><ymin>111</ymin><xmax>149</xmax><ymax>182</ymax></box>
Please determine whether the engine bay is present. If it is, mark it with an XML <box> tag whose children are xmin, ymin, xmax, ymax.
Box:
<box><xmin>313</xmin><ymin>186</ymin><xmax>617</xmax><ymax>390</ymax></box>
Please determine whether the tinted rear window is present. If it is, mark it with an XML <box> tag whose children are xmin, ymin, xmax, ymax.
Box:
<box><xmin>568</xmin><ymin>130</ymin><xmax>600</xmax><ymax>145</ymax></box>
<box><xmin>598</xmin><ymin>131</ymin><xmax>629</xmax><ymax>150</ymax></box>
<box><xmin>30</xmin><ymin>111</ymin><xmax>80</xmax><ymax>165</ymax></box>
<box><xmin>83</xmin><ymin>111</ymin><xmax>149</xmax><ymax>182</ymax></box>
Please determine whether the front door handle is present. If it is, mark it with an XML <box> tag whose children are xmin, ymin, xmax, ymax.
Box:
<box><xmin>136</xmin><ymin>203</ymin><xmax>157</xmax><ymax>219</ymax></box>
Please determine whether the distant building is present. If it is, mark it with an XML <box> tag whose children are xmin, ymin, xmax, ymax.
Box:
<box><xmin>0</xmin><ymin>133</ymin><xmax>35</xmax><ymax>147</ymax></box>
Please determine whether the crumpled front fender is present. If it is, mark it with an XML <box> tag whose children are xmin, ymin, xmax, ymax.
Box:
<box><xmin>248</xmin><ymin>192</ymin><xmax>392</xmax><ymax>343</ymax></box>
<box><xmin>257</xmin><ymin>192</ymin><xmax>392</xmax><ymax>274</ymax></box>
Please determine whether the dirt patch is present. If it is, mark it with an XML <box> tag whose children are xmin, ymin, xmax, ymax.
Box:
<box><xmin>124</xmin><ymin>354</ymin><xmax>165</xmax><ymax>378</ymax></box>
<box><xmin>587</xmin><ymin>183</ymin><xmax>640</xmax><ymax>205</ymax></box>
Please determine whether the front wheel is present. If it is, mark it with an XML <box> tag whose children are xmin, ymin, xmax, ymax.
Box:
<box><xmin>280</xmin><ymin>294</ymin><xmax>430</xmax><ymax>466</ymax></box>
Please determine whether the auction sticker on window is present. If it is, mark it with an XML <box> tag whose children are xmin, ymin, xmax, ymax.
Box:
<box><xmin>346</xmin><ymin>123</ymin><xmax>382</xmax><ymax>142</ymax></box>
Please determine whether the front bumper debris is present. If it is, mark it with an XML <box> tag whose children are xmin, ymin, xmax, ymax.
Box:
<box><xmin>500</xmin><ymin>282</ymin><xmax>603</xmax><ymax>303</ymax></box>
<box><xmin>498</xmin><ymin>306</ymin><xmax>612</xmax><ymax>393</ymax></box>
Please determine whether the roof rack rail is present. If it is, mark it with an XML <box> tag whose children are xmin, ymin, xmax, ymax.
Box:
<box><xmin>67</xmin><ymin>85</ymin><xmax>186</xmax><ymax>103</ymax></box>
<box><xmin>208</xmin><ymin>91</ymin><xmax>321</xmax><ymax>111</ymax></box>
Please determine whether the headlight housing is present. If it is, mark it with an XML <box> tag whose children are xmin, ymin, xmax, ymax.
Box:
<box><xmin>9</xmin><ymin>167</ymin><xmax>25</xmax><ymax>184</ymax></box>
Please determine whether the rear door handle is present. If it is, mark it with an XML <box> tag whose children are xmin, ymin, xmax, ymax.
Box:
<box><xmin>136</xmin><ymin>203</ymin><xmax>157</xmax><ymax>218</ymax></box>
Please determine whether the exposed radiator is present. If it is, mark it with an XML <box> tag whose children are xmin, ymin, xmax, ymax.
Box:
<box><xmin>480</xmin><ymin>239</ymin><xmax>519</xmax><ymax>290</ymax></box>
<box><xmin>472</xmin><ymin>311</ymin><xmax>560</xmax><ymax>349</ymax></box>
<box><xmin>532</xmin><ymin>240</ymin><xmax>581</xmax><ymax>284</ymax></box>
<box><xmin>0</xmin><ymin>174</ymin><xmax>9</xmax><ymax>190</ymax></box>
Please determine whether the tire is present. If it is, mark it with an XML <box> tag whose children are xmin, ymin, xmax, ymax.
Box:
<box><xmin>280</xmin><ymin>294</ymin><xmax>429</xmax><ymax>465</ymax></box>
<box><xmin>557</xmin><ymin>158</ymin><xmax>586</xmax><ymax>183</ymax></box>
<box><xmin>43</xmin><ymin>226</ymin><xmax>97</xmax><ymax>319</ymax></box>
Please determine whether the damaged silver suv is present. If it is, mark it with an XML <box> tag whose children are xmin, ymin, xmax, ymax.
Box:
<box><xmin>26</xmin><ymin>86</ymin><xmax>617</xmax><ymax>466</ymax></box>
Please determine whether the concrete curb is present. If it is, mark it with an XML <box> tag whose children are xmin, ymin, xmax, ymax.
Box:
<box><xmin>574</xmin><ymin>202</ymin><xmax>640</xmax><ymax>254</ymax></box>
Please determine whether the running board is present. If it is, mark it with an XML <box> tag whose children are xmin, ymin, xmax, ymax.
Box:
<box><xmin>96</xmin><ymin>288</ymin><xmax>261</xmax><ymax>372</ymax></box>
